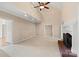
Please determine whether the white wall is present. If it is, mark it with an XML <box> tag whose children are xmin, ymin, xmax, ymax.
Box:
<box><xmin>0</xmin><ymin>19</ymin><xmax>2</xmax><ymax>46</ymax></box>
<box><xmin>13</xmin><ymin>18</ymin><xmax>36</xmax><ymax>43</ymax></box>
<box><xmin>62</xmin><ymin>3</ymin><xmax>77</xmax><ymax>23</ymax></box>
<box><xmin>0</xmin><ymin>11</ymin><xmax>36</xmax><ymax>43</ymax></box>
<box><xmin>77</xmin><ymin>4</ymin><xmax>79</xmax><ymax>56</ymax></box>
<box><xmin>62</xmin><ymin>3</ymin><xmax>78</xmax><ymax>55</ymax></box>
<box><xmin>36</xmin><ymin>5</ymin><xmax>62</xmax><ymax>40</ymax></box>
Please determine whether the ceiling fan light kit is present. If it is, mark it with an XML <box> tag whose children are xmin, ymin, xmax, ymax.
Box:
<box><xmin>34</xmin><ymin>2</ymin><xmax>50</xmax><ymax>11</ymax></box>
<box><xmin>39</xmin><ymin>6</ymin><xmax>44</xmax><ymax>9</ymax></box>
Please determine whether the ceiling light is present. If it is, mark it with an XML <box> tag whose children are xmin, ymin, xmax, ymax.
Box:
<box><xmin>24</xmin><ymin>13</ymin><xmax>27</xmax><ymax>16</ymax></box>
<box><xmin>40</xmin><ymin>6</ymin><xmax>44</xmax><ymax>9</ymax></box>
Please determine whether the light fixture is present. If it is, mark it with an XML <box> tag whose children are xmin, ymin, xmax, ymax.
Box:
<box><xmin>24</xmin><ymin>13</ymin><xmax>28</xmax><ymax>17</ymax></box>
<box><xmin>34</xmin><ymin>2</ymin><xmax>50</xmax><ymax>11</ymax></box>
<box><xmin>39</xmin><ymin>6</ymin><xmax>44</xmax><ymax>9</ymax></box>
<box><xmin>24</xmin><ymin>14</ymin><xmax>27</xmax><ymax>16</ymax></box>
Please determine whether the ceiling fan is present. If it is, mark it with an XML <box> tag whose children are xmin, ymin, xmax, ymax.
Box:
<box><xmin>34</xmin><ymin>2</ymin><xmax>50</xmax><ymax>11</ymax></box>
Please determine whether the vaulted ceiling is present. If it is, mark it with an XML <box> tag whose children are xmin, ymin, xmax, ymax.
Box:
<box><xmin>0</xmin><ymin>2</ymin><xmax>63</xmax><ymax>23</ymax></box>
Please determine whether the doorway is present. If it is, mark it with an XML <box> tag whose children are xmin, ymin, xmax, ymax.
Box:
<box><xmin>0</xmin><ymin>19</ymin><xmax>13</xmax><ymax>46</ymax></box>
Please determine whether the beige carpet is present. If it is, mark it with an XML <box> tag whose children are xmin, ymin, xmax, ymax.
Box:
<box><xmin>1</xmin><ymin>37</ymin><xmax>61</xmax><ymax>57</ymax></box>
<box><xmin>0</xmin><ymin>48</ymin><xmax>10</xmax><ymax>57</ymax></box>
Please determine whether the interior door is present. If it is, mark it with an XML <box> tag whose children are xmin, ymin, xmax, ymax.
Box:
<box><xmin>2</xmin><ymin>20</ymin><xmax>13</xmax><ymax>46</ymax></box>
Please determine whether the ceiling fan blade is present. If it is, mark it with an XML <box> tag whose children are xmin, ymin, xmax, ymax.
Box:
<box><xmin>45</xmin><ymin>2</ymin><xmax>50</xmax><ymax>5</ymax></box>
<box><xmin>44</xmin><ymin>6</ymin><xmax>49</xmax><ymax>9</ymax></box>
<box><xmin>34</xmin><ymin>6</ymin><xmax>40</xmax><ymax>8</ymax></box>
